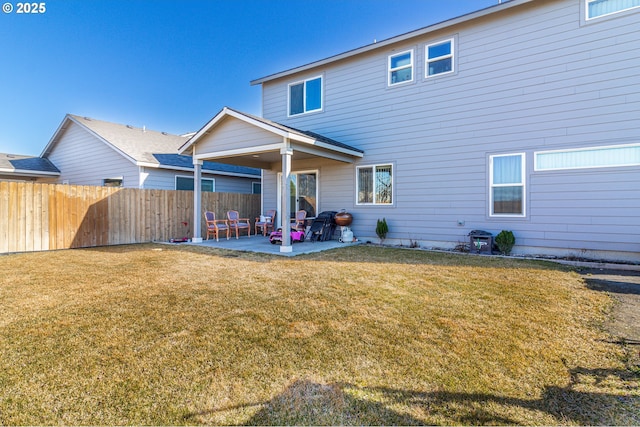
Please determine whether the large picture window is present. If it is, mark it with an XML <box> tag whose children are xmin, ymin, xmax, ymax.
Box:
<box><xmin>426</xmin><ymin>39</ymin><xmax>454</xmax><ymax>77</ymax></box>
<box><xmin>586</xmin><ymin>0</ymin><xmax>640</xmax><ymax>19</ymax></box>
<box><xmin>490</xmin><ymin>153</ymin><xmax>525</xmax><ymax>217</ymax></box>
<box><xmin>357</xmin><ymin>164</ymin><xmax>393</xmax><ymax>205</ymax></box>
<box><xmin>288</xmin><ymin>76</ymin><xmax>323</xmax><ymax>116</ymax></box>
<box><xmin>176</xmin><ymin>176</ymin><xmax>214</xmax><ymax>192</ymax></box>
<box><xmin>388</xmin><ymin>50</ymin><xmax>413</xmax><ymax>86</ymax></box>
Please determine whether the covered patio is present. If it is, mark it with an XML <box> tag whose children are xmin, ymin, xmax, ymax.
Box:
<box><xmin>179</xmin><ymin>107</ymin><xmax>363</xmax><ymax>254</ymax></box>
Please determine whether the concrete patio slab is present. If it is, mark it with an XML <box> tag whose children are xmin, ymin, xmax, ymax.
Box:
<box><xmin>186</xmin><ymin>234</ymin><xmax>359</xmax><ymax>256</ymax></box>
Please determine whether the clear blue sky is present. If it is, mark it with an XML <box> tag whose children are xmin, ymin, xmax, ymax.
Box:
<box><xmin>0</xmin><ymin>0</ymin><xmax>498</xmax><ymax>156</ymax></box>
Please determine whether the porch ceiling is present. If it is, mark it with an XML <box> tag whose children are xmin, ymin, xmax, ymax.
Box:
<box><xmin>179</xmin><ymin>107</ymin><xmax>363</xmax><ymax>169</ymax></box>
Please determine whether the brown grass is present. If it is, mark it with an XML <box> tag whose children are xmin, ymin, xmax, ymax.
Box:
<box><xmin>0</xmin><ymin>244</ymin><xmax>637</xmax><ymax>425</ymax></box>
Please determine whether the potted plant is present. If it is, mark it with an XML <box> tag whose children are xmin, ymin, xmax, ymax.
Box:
<box><xmin>495</xmin><ymin>230</ymin><xmax>515</xmax><ymax>255</ymax></box>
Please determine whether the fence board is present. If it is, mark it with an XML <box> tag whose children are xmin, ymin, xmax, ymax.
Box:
<box><xmin>0</xmin><ymin>182</ymin><xmax>260</xmax><ymax>253</ymax></box>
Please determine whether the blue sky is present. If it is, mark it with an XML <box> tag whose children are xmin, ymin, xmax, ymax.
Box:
<box><xmin>0</xmin><ymin>0</ymin><xmax>498</xmax><ymax>156</ymax></box>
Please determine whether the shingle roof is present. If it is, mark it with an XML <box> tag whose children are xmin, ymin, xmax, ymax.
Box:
<box><xmin>153</xmin><ymin>154</ymin><xmax>261</xmax><ymax>176</ymax></box>
<box><xmin>0</xmin><ymin>153</ymin><xmax>60</xmax><ymax>175</ymax></box>
<box><xmin>224</xmin><ymin>108</ymin><xmax>364</xmax><ymax>154</ymax></box>
<box><xmin>55</xmin><ymin>115</ymin><xmax>259</xmax><ymax>176</ymax></box>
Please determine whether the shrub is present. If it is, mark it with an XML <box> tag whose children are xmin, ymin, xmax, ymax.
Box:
<box><xmin>495</xmin><ymin>230</ymin><xmax>516</xmax><ymax>255</ymax></box>
<box><xmin>376</xmin><ymin>218</ymin><xmax>388</xmax><ymax>242</ymax></box>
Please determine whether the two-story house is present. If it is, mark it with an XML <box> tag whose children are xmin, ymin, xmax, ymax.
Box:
<box><xmin>181</xmin><ymin>0</ymin><xmax>640</xmax><ymax>261</ymax></box>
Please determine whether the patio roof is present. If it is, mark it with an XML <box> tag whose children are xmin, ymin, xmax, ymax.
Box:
<box><xmin>179</xmin><ymin>107</ymin><xmax>364</xmax><ymax>253</ymax></box>
<box><xmin>178</xmin><ymin>107</ymin><xmax>363</xmax><ymax>169</ymax></box>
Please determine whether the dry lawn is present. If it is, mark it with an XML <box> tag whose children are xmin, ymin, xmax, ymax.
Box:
<box><xmin>0</xmin><ymin>244</ymin><xmax>638</xmax><ymax>425</ymax></box>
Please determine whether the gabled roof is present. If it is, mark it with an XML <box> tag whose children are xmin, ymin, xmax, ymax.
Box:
<box><xmin>251</xmin><ymin>0</ymin><xmax>530</xmax><ymax>85</ymax></box>
<box><xmin>180</xmin><ymin>107</ymin><xmax>363</xmax><ymax>157</ymax></box>
<box><xmin>42</xmin><ymin>114</ymin><xmax>260</xmax><ymax>177</ymax></box>
<box><xmin>0</xmin><ymin>153</ymin><xmax>60</xmax><ymax>177</ymax></box>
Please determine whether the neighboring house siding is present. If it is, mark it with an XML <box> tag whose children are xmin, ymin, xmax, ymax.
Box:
<box><xmin>260</xmin><ymin>0</ymin><xmax>640</xmax><ymax>259</ymax></box>
<box><xmin>47</xmin><ymin>122</ymin><xmax>139</xmax><ymax>187</ymax></box>
<box><xmin>143</xmin><ymin>167</ymin><xmax>259</xmax><ymax>193</ymax></box>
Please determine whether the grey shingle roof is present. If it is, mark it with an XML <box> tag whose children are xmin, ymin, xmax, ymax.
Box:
<box><xmin>66</xmin><ymin>115</ymin><xmax>260</xmax><ymax>176</ymax></box>
<box><xmin>152</xmin><ymin>154</ymin><xmax>260</xmax><ymax>176</ymax></box>
<box><xmin>224</xmin><ymin>108</ymin><xmax>364</xmax><ymax>154</ymax></box>
<box><xmin>0</xmin><ymin>153</ymin><xmax>60</xmax><ymax>175</ymax></box>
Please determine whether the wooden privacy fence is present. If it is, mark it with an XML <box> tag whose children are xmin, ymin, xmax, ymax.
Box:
<box><xmin>0</xmin><ymin>182</ymin><xmax>261</xmax><ymax>253</ymax></box>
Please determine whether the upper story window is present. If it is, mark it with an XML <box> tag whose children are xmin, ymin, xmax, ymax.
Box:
<box><xmin>490</xmin><ymin>153</ymin><xmax>525</xmax><ymax>217</ymax></box>
<box><xmin>388</xmin><ymin>50</ymin><xmax>413</xmax><ymax>86</ymax></box>
<box><xmin>586</xmin><ymin>0</ymin><xmax>640</xmax><ymax>19</ymax></box>
<box><xmin>426</xmin><ymin>39</ymin><xmax>454</xmax><ymax>77</ymax></box>
<box><xmin>288</xmin><ymin>76</ymin><xmax>323</xmax><ymax>116</ymax></box>
<box><xmin>357</xmin><ymin>164</ymin><xmax>393</xmax><ymax>205</ymax></box>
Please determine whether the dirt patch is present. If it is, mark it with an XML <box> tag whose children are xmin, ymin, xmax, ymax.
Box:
<box><xmin>580</xmin><ymin>268</ymin><xmax>640</xmax><ymax>368</ymax></box>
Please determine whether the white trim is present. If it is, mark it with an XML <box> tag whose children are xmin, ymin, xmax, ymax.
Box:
<box><xmin>585</xmin><ymin>0</ymin><xmax>640</xmax><ymax>20</ymax></box>
<box><xmin>388</xmin><ymin>49</ymin><xmax>414</xmax><ymax>87</ymax></box>
<box><xmin>534</xmin><ymin>143</ymin><xmax>640</xmax><ymax>171</ymax></box>
<box><xmin>43</xmin><ymin>115</ymin><xmax>138</xmax><ymax>167</ymax></box>
<box><xmin>355</xmin><ymin>163</ymin><xmax>394</xmax><ymax>206</ymax></box>
<box><xmin>287</xmin><ymin>75</ymin><xmax>324</xmax><ymax>117</ymax></box>
<box><xmin>193</xmin><ymin>143</ymin><xmax>284</xmax><ymax>162</ymax></box>
<box><xmin>277</xmin><ymin>169</ymin><xmax>320</xmax><ymax>224</ymax></box>
<box><xmin>136</xmin><ymin>161</ymin><xmax>260</xmax><ymax>178</ymax></box>
<box><xmin>250</xmin><ymin>0</ymin><xmax>532</xmax><ymax>85</ymax></box>
<box><xmin>425</xmin><ymin>38</ymin><xmax>455</xmax><ymax>78</ymax></box>
<box><xmin>0</xmin><ymin>168</ymin><xmax>59</xmax><ymax>177</ymax></box>
<box><xmin>489</xmin><ymin>152</ymin><xmax>526</xmax><ymax>218</ymax></box>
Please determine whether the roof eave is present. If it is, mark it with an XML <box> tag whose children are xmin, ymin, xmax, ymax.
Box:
<box><xmin>141</xmin><ymin>161</ymin><xmax>260</xmax><ymax>178</ymax></box>
<box><xmin>250</xmin><ymin>0</ymin><xmax>532</xmax><ymax>85</ymax></box>
<box><xmin>0</xmin><ymin>168</ymin><xmax>60</xmax><ymax>177</ymax></box>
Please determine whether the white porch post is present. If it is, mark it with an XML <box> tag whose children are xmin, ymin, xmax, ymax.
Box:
<box><xmin>192</xmin><ymin>159</ymin><xmax>203</xmax><ymax>243</ymax></box>
<box><xmin>280</xmin><ymin>142</ymin><xmax>293</xmax><ymax>253</ymax></box>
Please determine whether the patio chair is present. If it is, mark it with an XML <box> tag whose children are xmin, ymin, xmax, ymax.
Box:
<box><xmin>204</xmin><ymin>211</ymin><xmax>229</xmax><ymax>241</ymax></box>
<box><xmin>255</xmin><ymin>209</ymin><xmax>276</xmax><ymax>236</ymax></box>
<box><xmin>291</xmin><ymin>210</ymin><xmax>307</xmax><ymax>232</ymax></box>
<box><xmin>227</xmin><ymin>210</ymin><xmax>251</xmax><ymax>238</ymax></box>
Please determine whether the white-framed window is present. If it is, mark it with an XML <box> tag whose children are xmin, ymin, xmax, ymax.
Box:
<box><xmin>176</xmin><ymin>176</ymin><xmax>215</xmax><ymax>192</ymax></box>
<box><xmin>356</xmin><ymin>164</ymin><xmax>393</xmax><ymax>205</ymax></box>
<box><xmin>288</xmin><ymin>76</ymin><xmax>323</xmax><ymax>116</ymax></box>
<box><xmin>388</xmin><ymin>50</ymin><xmax>414</xmax><ymax>86</ymax></box>
<box><xmin>426</xmin><ymin>38</ymin><xmax>454</xmax><ymax>77</ymax></box>
<box><xmin>586</xmin><ymin>0</ymin><xmax>640</xmax><ymax>19</ymax></box>
<box><xmin>103</xmin><ymin>178</ymin><xmax>123</xmax><ymax>187</ymax></box>
<box><xmin>535</xmin><ymin>143</ymin><xmax>640</xmax><ymax>171</ymax></box>
<box><xmin>490</xmin><ymin>153</ymin><xmax>525</xmax><ymax>217</ymax></box>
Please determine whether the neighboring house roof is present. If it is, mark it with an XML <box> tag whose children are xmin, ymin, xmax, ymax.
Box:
<box><xmin>0</xmin><ymin>153</ymin><xmax>60</xmax><ymax>177</ymax></box>
<box><xmin>251</xmin><ymin>0</ymin><xmax>529</xmax><ymax>85</ymax></box>
<box><xmin>152</xmin><ymin>154</ymin><xmax>261</xmax><ymax>177</ymax></box>
<box><xmin>180</xmin><ymin>107</ymin><xmax>364</xmax><ymax>157</ymax></box>
<box><xmin>42</xmin><ymin>114</ymin><xmax>260</xmax><ymax>178</ymax></box>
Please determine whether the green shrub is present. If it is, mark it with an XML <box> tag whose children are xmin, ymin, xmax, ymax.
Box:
<box><xmin>376</xmin><ymin>218</ymin><xmax>388</xmax><ymax>242</ymax></box>
<box><xmin>495</xmin><ymin>230</ymin><xmax>516</xmax><ymax>255</ymax></box>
